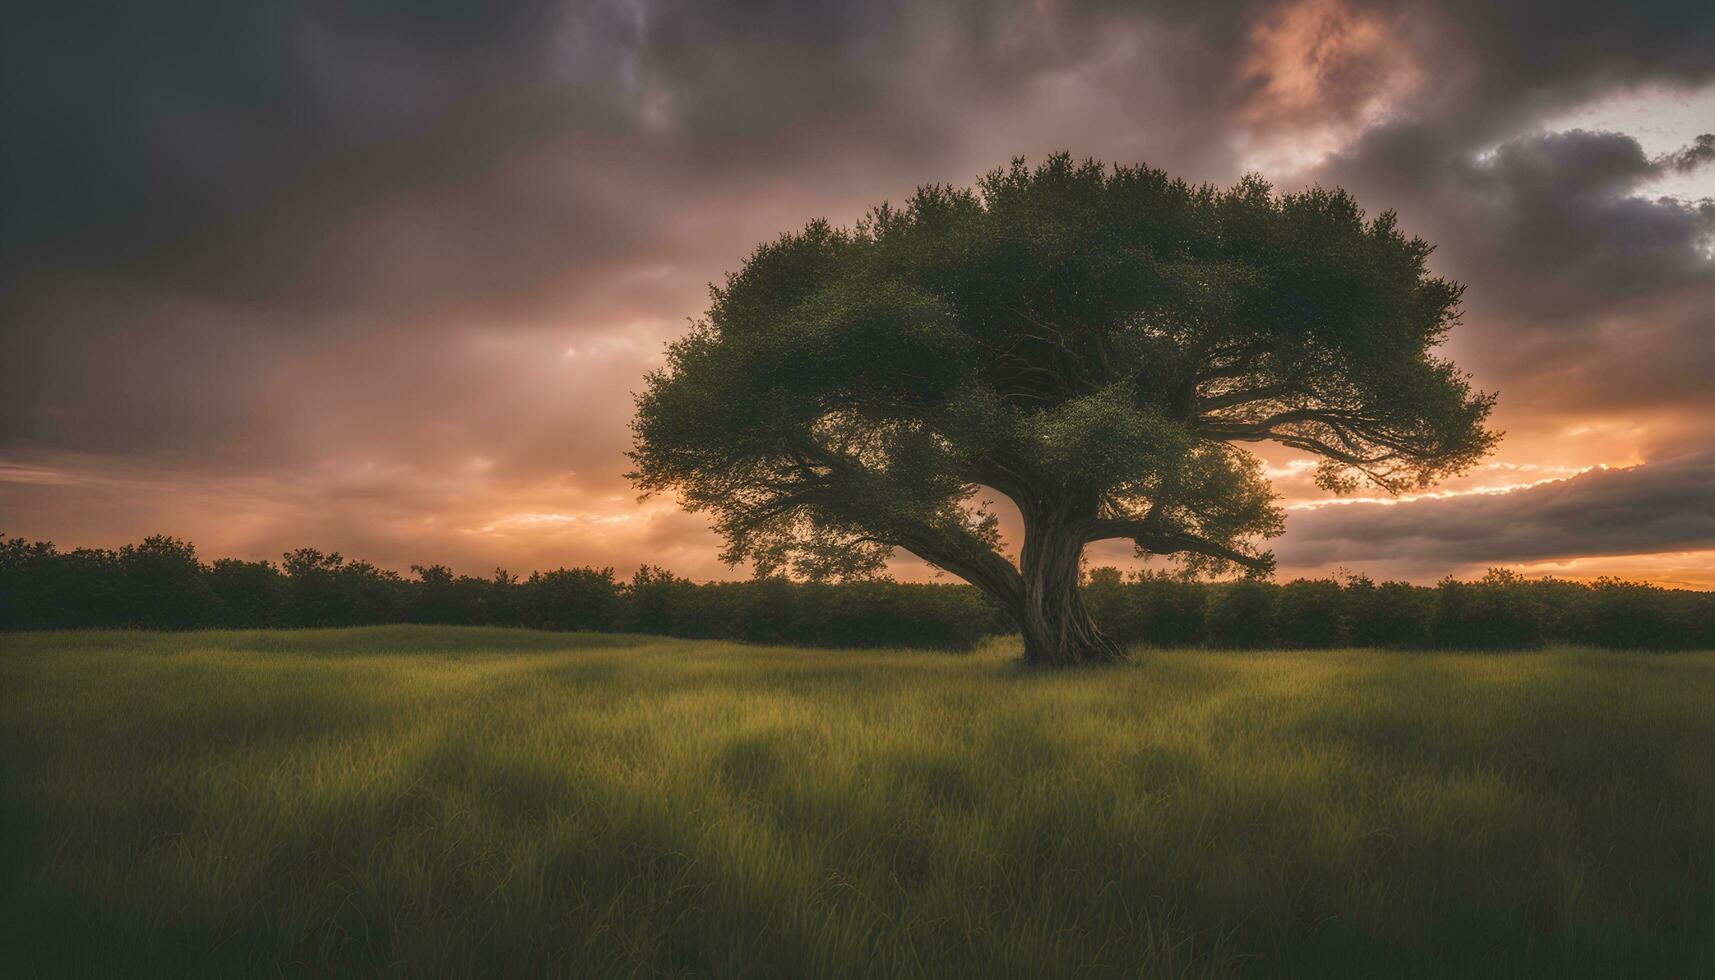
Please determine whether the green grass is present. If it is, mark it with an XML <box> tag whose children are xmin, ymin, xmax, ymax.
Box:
<box><xmin>3</xmin><ymin>627</ymin><xmax>1714</xmax><ymax>978</ymax></box>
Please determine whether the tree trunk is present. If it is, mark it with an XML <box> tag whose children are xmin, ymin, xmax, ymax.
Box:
<box><xmin>1013</xmin><ymin>513</ymin><xmax>1125</xmax><ymax>668</ymax></box>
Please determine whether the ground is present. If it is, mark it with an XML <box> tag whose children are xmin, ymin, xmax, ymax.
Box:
<box><xmin>3</xmin><ymin>627</ymin><xmax>1714</xmax><ymax>978</ymax></box>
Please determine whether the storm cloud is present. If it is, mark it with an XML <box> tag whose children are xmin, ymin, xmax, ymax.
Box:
<box><xmin>1278</xmin><ymin>452</ymin><xmax>1715</xmax><ymax>571</ymax></box>
<box><xmin>4</xmin><ymin>0</ymin><xmax>1714</xmax><ymax>583</ymax></box>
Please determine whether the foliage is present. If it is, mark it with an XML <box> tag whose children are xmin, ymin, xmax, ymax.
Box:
<box><xmin>1342</xmin><ymin>573</ymin><xmax>1433</xmax><ymax>647</ymax></box>
<box><xmin>1131</xmin><ymin>571</ymin><xmax>1213</xmax><ymax>648</ymax></box>
<box><xmin>519</xmin><ymin>566</ymin><xmax>621</xmax><ymax>632</ymax></box>
<box><xmin>5</xmin><ymin>533</ymin><xmax>1714</xmax><ymax>650</ymax></box>
<box><xmin>1079</xmin><ymin>564</ymin><xmax>1715</xmax><ymax>651</ymax></box>
<box><xmin>1207</xmin><ymin>579</ymin><xmax>1276</xmax><ymax>648</ymax></box>
<box><xmin>1433</xmin><ymin>569</ymin><xmax>1547</xmax><ymax>649</ymax></box>
<box><xmin>1584</xmin><ymin>577</ymin><xmax>1676</xmax><ymax>650</ymax></box>
<box><xmin>0</xmin><ymin>534</ymin><xmax>997</xmax><ymax>650</ymax></box>
<box><xmin>1273</xmin><ymin>577</ymin><xmax>1347</xmax><ymax>648</ymax></box>
<box><xmin>206</xmin><ymin>558</ymin><xmax>288</xmax><ymax>628</ymax></box>
<box><xmin>117</xmin><ymin>535</ymin><xmax>220</xmax><ymax>628</ymax></box>
<box><xmin>628</xmin><ymin>153</ymin><xmax>1499</xmax><ymax>663</ymax></box>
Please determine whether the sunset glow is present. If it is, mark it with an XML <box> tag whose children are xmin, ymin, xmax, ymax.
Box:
<box><xmin>3</xmin><ymin>1</ymin><xmax>1712</xmax><ymax>588</ymax></box>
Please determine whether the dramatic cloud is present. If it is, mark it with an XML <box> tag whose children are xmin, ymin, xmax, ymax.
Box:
<box><xmin>1278</xmin><ymin>452</ymin><xmax>1715</xmax><ymax>573</ymax></box>
<box><xmin>1316</xmin><ymin>126</ymin><xmax>1715</xmax><ymax>319</ymax></box>
<box><xmin>3</xmin><ymin>0</ymin><xmax>1713</xmax><ymax>585</ymax></box>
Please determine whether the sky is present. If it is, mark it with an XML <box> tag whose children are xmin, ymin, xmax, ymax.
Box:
<box><xmin>3</xmin><ymin>0</ymin><xmax>1713</xmax><ymax>587</ymax></box>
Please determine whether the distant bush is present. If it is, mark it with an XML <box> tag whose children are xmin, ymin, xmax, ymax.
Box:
<box><xmin>1083</xmin><ymin>567</ymin><xmax>1141</xmax><ymax>643</ymax></box>
<box><xmin>799</xmin><ymin>580</ymin><xmax>993</xmax><ymax>650</ymax></box>
<box><xmin>613</xmin><ymin>573</ymin><xmax>991</xmax><ymax>650</ymax></box>
<box><xmin>1207</xmin><ymin>580</ymin><xmax>1276</xmax><ymax>648</ymax></box>
<box><xmin>206</xmin><ymin>558</ymin><xmax>287</xmax><ymax>627</ymax></box>
<box><xmin>278</xmin><ymin>549</ymin><xmax>407</xmax><ymax>628</ymax></box>
<box><xmin>520</xmin><ymin>567</ymin><xmax>621</xmax><ymax>631</ymax></box>
<box><xmin>1434</xmin><ymin>569</ymin><xmax>1546</xmax><ymax>649</ymax></box>
<box><xmin>1079</xmin><ymin>565</ymin><xmax>1712</xmax><ymax>651</ymax></box>
<box><xmin>1342</xmin><ymin>575</ymin><xmax>1431</xmax><ymax>648</ymax></box>
<box><xmin>1131</xmin><ymin>573</ymin><xmax>1210</xmax><ymax>648</ymax></box>
<box><xmin>1274</xmin><ymin>578</ymin><xmax>1346</xmax><ymax>648</ymax></box>
<box><xmin>119</xmin><ymin>536</ymin><xmax>220</xmax><ymax>628</ymax></box>
<box><xmin>3</xmin><ymin>533</ymin><xmax>1713</xmax><ymax>650</ymax></box>
<box><xmin>1</xmin><ymin>537</ymin><xmax>71</xmax><ymax>629</ymax></box>
<box><xmin>615</xmin><ymin>565</ymin><xmax>701</xmax><ymax>636</ymax></box>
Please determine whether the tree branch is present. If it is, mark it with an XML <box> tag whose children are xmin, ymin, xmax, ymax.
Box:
<box><xmin>892</xmin><ymin>527</ymin><xmax>1024</xmax><ymax>606</ymax></box>
<box><xmin>1193</xmin><ymin>382</ymin><xmax>1298</xmax><ymax>413</ymax></box>
<box><xmin>1080</xmin><ymin>517</ymin><xmax>1272</xmax><ymax>572</ymax></box>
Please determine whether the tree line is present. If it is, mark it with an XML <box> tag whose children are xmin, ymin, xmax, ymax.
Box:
<box><xmin>1083</xmin><ymin>567</ymin><xmax>1715</xmax><ymax>652</ymax></box>
<box><xmin>0</xmin><ymin>535</ymin><xmax>992</xmax><ymax>648</ymax></box>
<box><xmin>3</xmin><ymin>534</ymin><xmax>1712</xmax><ymax>651</ymax></box>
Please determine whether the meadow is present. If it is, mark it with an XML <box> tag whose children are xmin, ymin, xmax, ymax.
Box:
<box><xmin>3</xmin><ymin>627</ymin><xmax>1714</xmax><ymax>978</ymax></box>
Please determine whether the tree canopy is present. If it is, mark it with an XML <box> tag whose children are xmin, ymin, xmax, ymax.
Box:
<box><xmin>629</xmin><ymin>154</ymin><xmax>1498</xmax><ymax>665</ymax></box>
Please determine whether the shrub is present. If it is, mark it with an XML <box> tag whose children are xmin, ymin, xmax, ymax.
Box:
<box><xmin>810</xmin><ymin>581</ymin><xmax>990</xmax><ymax>650</ymax></box>
<box><xmin>1083</xmin><ymin>567</ymin><xmax>1144</xmax><ymax>645</ymax></box>
<box><xmin>3</xmin><ymin>532</ymin><xmax>1712</xmax><ymax>651</ymax></box>
<box><xmin>279</xmin><ymin>550</ymin><xmax>407</xmax><ymax>627</ymax></box>
<box><xmin>52</xmin><ymin>547</ymin><xmax>129</xmax><ymax>628</ymax></box>
<box><xmin>1207</xmin><ymin>580</ymin><xmax>1276</xmax><ymax>648</ymax></box>
<box><xmin>1433</xmin><ymin>569</ymin><xmax>1546</xmax><ymax>649</ymax></box>
<box><xmin>207</xmin><ymin>558</ymin><xmax>287</xmax><ymax>628</ymax></box>
<box><xmin>0</xmin><ymin>536</ymin><xmax>64</xmax><ymax>630</ymax></box>
<box><xmin>1584</xmin><ymin>578</ymin><xmax>1674</xmax><ymax>650</ymax></box>
<box><xmin>615</xmin><ymin>565</ymin><xmax>700</xmax><ymax>635</ymax></box>
<box><xmin>118</xmin><ymin>536</ymin><xmax>219</xmax><ymax>628</ymax></box>
<box><xmin>1274</xmin><ymin>578</ymin><xmax>1346</xmax><ymax>648</ymax></box>
<box><xmin>408</xmin><ymin>564</ymin><xmax>499</xmax><ymax>625</ymax></box>
<box><xmin>520</xmin><ymin>567</ymin><xmax>621</xmax><ymax>632</ymax></box>
<box><xmin>1343</xmin><ymin>575</ymin><xmax>1432</xmax><ymax>648</ymax></box>
<box><xmin>1131</xmin><ymin>572</ymin><xmax>1210</xmax><ymax>648</ymax></box>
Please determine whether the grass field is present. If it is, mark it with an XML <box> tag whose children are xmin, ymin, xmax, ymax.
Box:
<box><xmin>3</xmin><ymin>628</ymin><xmax>1714</xmax><ymax>977</ymax></box>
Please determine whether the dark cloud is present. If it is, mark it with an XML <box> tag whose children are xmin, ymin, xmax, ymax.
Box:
<box><xmin>1317</xmin><ymin>126</ymin><xmax>1715</xmax><ymax>317</ymax></box>
<box><xmin>3</xmin><ymin>0</ymin><xmax>1715</xmax><ymax>579</ymax></box>
<box><xmin>1466</xmin><ymin>129</ymin><xmax>1714</xmax><ymax>298</ymax></box>
<box><xmin>1</xmin><ymin>0</ymin><xmax>1259</xmax><ymax>470</ymax></box>
<box><xmin>1663</xmin><ymin>133</ymin><xmax>1715</xmax><ymax>173</ymax></box>
<box><xmin>1294</xmin><ymin>0</ymin><xmax>1715</xmax><ymax>331</ymax></box>
<box><xmin>2</xmin><ymin>1</ymin><xmax>650</xmax><ymax>309</ymax></box>
<box><xmin>1378</xmin><ymin>0</ymin><xmax>1715</xmax><ymax>140</ymax></box>
<box><xmin>1278</xmin><ymin>452</ymin><xmax>1715</xmax><ymax>569</ymax></box>
<box><xmin>11</xmin><ymin>0</ymin><xmax>1706</xmax><ymax>319</ymax></box>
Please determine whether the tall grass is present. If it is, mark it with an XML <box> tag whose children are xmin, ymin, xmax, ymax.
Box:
<box><xmin>3</xmin><ymin>627</ymin><xmax>1714</xmax><ymax>977</ymax></box>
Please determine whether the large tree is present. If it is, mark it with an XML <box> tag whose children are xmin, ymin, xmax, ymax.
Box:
<box><xmin>629</xmin><ymin>155</ymin><xmax>1498</xmax><ymax>666</ymax></box>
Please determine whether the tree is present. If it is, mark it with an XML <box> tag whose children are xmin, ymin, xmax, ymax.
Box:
<box><xmin>519</xmin><ymin>567</ymin><xmax>621</xmax><ymax>631</ymax></box>
<box><xmin>629</xmin><ymin>155</ymin><xmax>1497</xmax><ymax>666</ymax></box>
<box><xmin>118</xmin><ymin>535</ymin><xmax>219</xmax><ymax>628</ymax></box>
<box><xmin>207</xmin><ymin>557</ymin><xmax>287</xmax><ymax>627</ymax></box>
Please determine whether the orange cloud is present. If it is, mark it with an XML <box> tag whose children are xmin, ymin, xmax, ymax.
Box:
<box><xmin>1238</xmin><ymin>0</ymin><xmax>1423</xmax><ymax>172</ymax></box>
